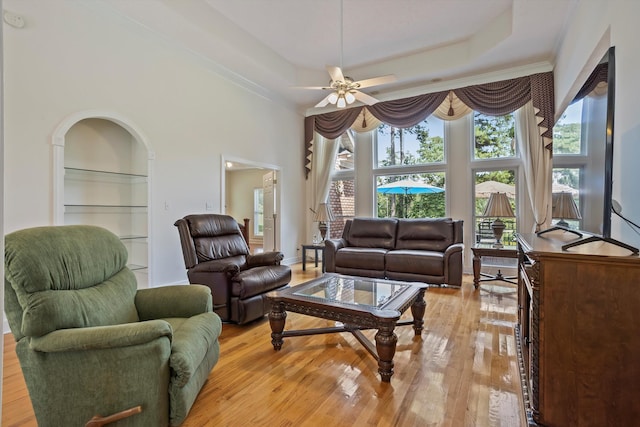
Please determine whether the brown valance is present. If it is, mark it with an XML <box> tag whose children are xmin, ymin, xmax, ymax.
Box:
<box><xmin>304</xmin><ymin>71</ymin><xmax>554</xmax><ymax>178</ymax></box>
<box><xmin>367</xmin><ymin>91</ymin><xmax>449</xmax><ymax>128</ymax></box>
<box><xmin>573</xmin><ymin>62</ymin><xmax>608</xmax><ymax>102</ymax></box>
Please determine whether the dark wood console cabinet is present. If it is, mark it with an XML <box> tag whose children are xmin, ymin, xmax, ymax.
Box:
<box><xmin>516</xmin><ymin>233</ymin><xmax>640</xmax><ymax>427</ymax></box>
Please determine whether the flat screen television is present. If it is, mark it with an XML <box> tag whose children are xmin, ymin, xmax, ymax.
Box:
<box><xmin>553</xmin><ymin>47</ymin><xmax>637</xmax><ymax>252</ymax></box>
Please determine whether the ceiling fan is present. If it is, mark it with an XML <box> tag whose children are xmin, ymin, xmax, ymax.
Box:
<box><xmin>306</xmin><ymin>67</ymin><xmax>397</xmax><ymax>108</ymax></box>
<box><xmin>301</xmin><ymin>0</ymin><xmax>396</xmax><ymax>109</ymax></box>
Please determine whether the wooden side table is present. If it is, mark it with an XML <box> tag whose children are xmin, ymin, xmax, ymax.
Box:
<box><xmin>471</xmin><ymin>244</ymin><xmax>518</xmax><ymax>289</ymax></box>
<box><xmin>301</xmin><ymin>244</ymin><xmax>325</xmax><ymax>271</ymax></box>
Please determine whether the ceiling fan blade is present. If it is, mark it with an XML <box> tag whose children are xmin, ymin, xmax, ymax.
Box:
<box><xmin>315</xmin><ymin>94</ymin><xmax>332</xmax><ymax>108</ymax></box>
<box><xmin>354</xmin><ymin>74</ymin><xmax>397</xmax><ymax>89</ymax></box>
<box><xmin>327</xmin><ymin>66</ymin><xmax>345</xmax><ymax>83</ymax></box>
<box><xmin>353</xmin><ymin>90</ymin><xmax>380</xmax><ymax>106</ymax></box>
<box><xmin>293</xmin><ymin>86</ymin><xmax>332</xmax><ymax>90</ymax></box>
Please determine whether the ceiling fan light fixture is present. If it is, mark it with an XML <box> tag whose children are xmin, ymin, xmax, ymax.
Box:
<box><xmin>345</xmin><ymin>91</ymin><xmax>356</xmax><ymax>104</ymax></box>
<box><xmin>327</xmin><ymin>92</ymin><xmax>339</xmax><ymax>104</ymax></box>
<box><xmin>336</xmin><ymin>94</ymin><xmax>347</xmax><ymax>108</ymax></box>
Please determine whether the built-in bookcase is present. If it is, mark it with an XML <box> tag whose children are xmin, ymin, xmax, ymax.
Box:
<box><xmin>54</xmin><ymin>115</ymin><xmax>151</xmax><ymax>287</ymax></box>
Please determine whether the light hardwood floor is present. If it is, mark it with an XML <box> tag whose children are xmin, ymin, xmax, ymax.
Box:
<box><xmin>2</xmin><ymin>265</ymin><xmax>525</xmax><ymax>426</ymax></box>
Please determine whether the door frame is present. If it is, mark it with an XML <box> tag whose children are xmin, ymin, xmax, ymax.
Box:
<box><xmin>220</xmin><ymin>155</ymin><xmax>282</xmax><ymax>249</ymax></box>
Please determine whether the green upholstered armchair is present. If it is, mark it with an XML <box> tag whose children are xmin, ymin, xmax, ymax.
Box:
<box><xmin>4</xmin><ymin>225</ymin><xmax>222</xmax><ymax>426</ymax></box>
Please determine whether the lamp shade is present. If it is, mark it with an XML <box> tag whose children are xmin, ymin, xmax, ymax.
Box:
<box><xmin>314</xmin><ymin>203</ymin><xmax>335</xmax><ymax>222</ymax></box>
<box><xmin>552</xmin><ymin>192</ymin><xmax>582</xmax><ymax>220</ymax></box>
<box><xmin>483</xmin><ymin>192</ymin><xmax>515</xmax><ymax>218</ymax></box>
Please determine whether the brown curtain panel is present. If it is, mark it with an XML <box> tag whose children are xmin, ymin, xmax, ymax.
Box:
<box><xmin>530</xmin><ymin>72</ymin><xmax>555</xmax><ymax>146</ymax></box>
<box><xmin>304</xmin><ymin>107</ymin><xmax>363</xmax><ymax>178</ymax></box>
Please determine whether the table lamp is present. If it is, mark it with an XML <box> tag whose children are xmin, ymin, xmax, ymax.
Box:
<box><xmin>537</xmin><ymin>192</ymin><xmax>583</xmax><ymax>237</ymax></box>
<box><xmin>482</xmin><ymin>192</ymin><xmax>515</xmax><ymax>248</ymax></box>
<box><xmin>314</xmin><ymin>202</ymin><xmax>335</xmax><ymax>241</ymax></box>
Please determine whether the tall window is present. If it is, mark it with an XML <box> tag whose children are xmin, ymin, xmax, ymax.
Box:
<box><xmin>553</xmin><ymin>100</ymin><xmax>585</xmax><ymax>229</ymax></box>
<box><xmin>377</xmin><ymin>173</ymin><xmax>445</xmax><ymax>219</ymax></box>
<box><xmin>374</xmin><ymin>117</ymin><xmax>446</xmax><ymax>219</ymax></box>
<box><xmin>335</xmin><ymin>132</ymin><xmax>354</xmax><ymax>171</ymax></box>
<box><xmin>553</xmin><ymin>101</ymin><xmax>583</xmax><ymax>155</ymax></box>
<box><xmin>328</xmin><ymin>132</ymin><xmax>355</xmax><ymax>239</ymax></box>
<box><xmin>376</xmin><ymin>117</ymin><xmax>445</xmax><ymax>167</ymax></box>
<box><xmin>474</xmin><ymin>170</ymin><xmax>517</xmax><ymax>247</ymax></box>
<box><xmin>327</xmin><ymin>178</ymin><xmax>354</xmax><ymax>239</ymax></box>
<box><xmin>474</xmin><ymin>113</ymin><xmax>516</xmax><ymax>160</ymax></box>
<box><xmin>472</xmin><ymin>112</ymin><xmax>518</xmax><ymax>246</ymax></box>
<box><xmin>253</xmin><ymin>188</ymin><xmax>263</xmax><ymax>237</ymax></box>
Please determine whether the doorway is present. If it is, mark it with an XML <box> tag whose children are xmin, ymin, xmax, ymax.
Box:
<box><xmin>222</xmin><ymin>156</ymin><xmax>281</xmax><ymax>252</ymax></box>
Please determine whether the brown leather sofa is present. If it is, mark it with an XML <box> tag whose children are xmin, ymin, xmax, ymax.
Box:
<box><xmin>175</xmin><ymin>214</ymin><xmax>291</xmax><ymax>324</ymax></box>
<box><xmin>324</xmin><ymin>217</ymin><xmax>464</xmax><ymax>286</ymax></box>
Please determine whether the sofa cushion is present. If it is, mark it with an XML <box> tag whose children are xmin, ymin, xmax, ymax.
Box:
<box><xmin>231</xmin><ymin>265</ymin><xmax>291</xmax><ymax>299</ymax></box>
<box><xmin>335</xmin><ymin>247</ymin><xmax>388</xmax><ymax>271</ymax></box>
<box><xmin>347</xmin><ymin>218</ymin><xmax>398</xmax><ymax>249</ymax></box>
<box><xmin>385</xmin><ymin>249</ymin><xmax>445</xmax><ymax>276</ymax></box>
<box><xmin>395</xmin><ymin>218</ymin><xmax>455</xmax><ymax>252</ymax></box>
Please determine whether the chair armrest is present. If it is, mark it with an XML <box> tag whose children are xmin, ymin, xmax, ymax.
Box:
<box><xmin>324</xmin><ymin>238</ymin><xmax>346</xmax><ymax>272</ymax></box>
<box><xmin>189</xmin><ymin>258</ymin><xmax>243</xmax><ymax>275</ymax></box>
<box><xmin>135</xmin><ymin>285</ymin><xmax>213</xmax><ymax>320</ymax></box>
<box><xmin>246</xmin><ymin>251</ymin><xmax>284</xmax><ymax>267</ymax></box>
<box><xmin>29</xmin><ymin>320</ymin><xmax>172</xmax><ymax>353</ymax></box>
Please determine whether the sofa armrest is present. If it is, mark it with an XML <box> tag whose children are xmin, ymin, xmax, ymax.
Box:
<box><xmin>135</xmin><ymin>285</ymin><xmax>213</xmax><ymax>320</ymax></box>
<box><xmin>443</xmin><ymin>243</ymin><xmax>464</xmax><ymax>286</ymax></box>
<box><xmin>246</xmin><ymin>251</ymin><xmax>284</xmax><ymax>267</ymax></box>
<box><xmin>444</xmin><ymin>242</ymin><xmax>464</xmax><ymax>258</ymax></box>
<box><xmin>29</xmin><ymin>320</ymin><xmax>172</xmax><ymax>353</ymax></box>
<box><xmin>324</xmin><ymin>238</ymin><xmax>346</xmax><ymax>272</ymax></box>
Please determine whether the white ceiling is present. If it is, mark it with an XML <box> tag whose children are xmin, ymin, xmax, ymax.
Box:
<box><xmin>102</xmin><ymin>0</ymin><xmax>576</xmax><ymax>114</ymax></box>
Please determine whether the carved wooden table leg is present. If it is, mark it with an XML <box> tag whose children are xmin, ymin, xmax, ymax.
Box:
<box><xmin>473</xmin><ymin>251</ymin><xmax>481</xmax><ymax>289</ymax></box>
<box><xmin>269</xmin><ymin>301</ymin><xmax>286</xmax><ymax>350</ymax></box>
<box><xmin>375</xmin><ymin>322</ymin><xmax>398</xmax><ymax>382</ymax></box>
<box><xmin>411</xmin><ymin>289</ymin><xmax>427</xmax><ymax>336</ymax></box>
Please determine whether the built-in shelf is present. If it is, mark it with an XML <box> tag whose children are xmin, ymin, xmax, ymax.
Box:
<box><xmin>60</xmin><ymin>117</ymin><xmax>151</xmax><ymax>287</ymax></box>
<box><xmin>65</xmin><ymin>166</ymin><xmax>147</xmax><ymax>178</ymax></box>
<box><xmin>64</xmin><ymin>204</ymin><xmax>147</xmax><ymax>210</ymax></box>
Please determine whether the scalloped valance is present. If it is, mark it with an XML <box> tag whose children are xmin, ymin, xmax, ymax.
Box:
<box><xmin>304</xmin><ymin>71</ymin><xmax>553</xmax><ymax>178</ymax></box>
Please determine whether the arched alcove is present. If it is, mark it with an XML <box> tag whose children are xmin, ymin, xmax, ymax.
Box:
<box><xmin>52</xmin><ymin>111</ymin><xmax>153</xmax><ymax>287</ymax></box>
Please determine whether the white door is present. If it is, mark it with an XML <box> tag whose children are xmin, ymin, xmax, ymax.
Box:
<box><xmin>263</xmin><ymin>171</ymin><xmax>276</xmax><ymax>251</ymax></box>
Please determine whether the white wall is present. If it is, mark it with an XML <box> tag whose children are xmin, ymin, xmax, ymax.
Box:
<box><xmin>2</xmin><ymin>2</ymin><xmax>305</xmax><ymax>287</ymax></box>
<box><xmin>554</xmin><ymin>0</ymin><xmax>640</xmax><ymax>249</ymax></box>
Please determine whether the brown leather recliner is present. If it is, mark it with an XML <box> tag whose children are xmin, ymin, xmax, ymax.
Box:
<box><xmin>175</xmin><ymin>214</ymin><xmax>291</xmax><ymax>324</ymax></box>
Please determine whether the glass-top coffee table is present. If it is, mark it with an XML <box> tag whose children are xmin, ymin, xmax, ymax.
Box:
<box><xmin>267</xmin><ymin>273</ymin><xmax>428</xmax><ymax>382</ymax></box>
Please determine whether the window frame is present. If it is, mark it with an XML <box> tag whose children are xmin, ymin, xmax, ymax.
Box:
<box><xmin>253</xmin><ymin>187</ymin><xmax>263</xmax><ymax>237</ymax></box>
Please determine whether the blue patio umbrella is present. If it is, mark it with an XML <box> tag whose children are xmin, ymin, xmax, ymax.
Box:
<box><xmin>377</xmin><ymin>179</ymin><xmax>444</xmax><ymax>217</ymax></box>
<box><xmin>377</xmin><ymin>179</ymin><xmax>445</xmax><ymax>195</ymax></box>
